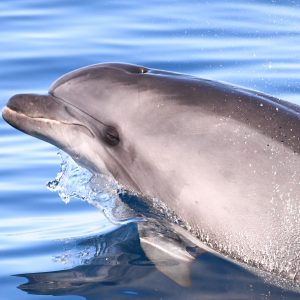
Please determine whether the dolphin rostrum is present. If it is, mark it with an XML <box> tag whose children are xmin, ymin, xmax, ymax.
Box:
<box><xmin>2</xmin><ymin>63</ymin><xmax>300</xmax><ymax>285</ymax></box>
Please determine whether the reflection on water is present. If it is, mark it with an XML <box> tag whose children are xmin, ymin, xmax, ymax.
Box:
<box><xmin>18</xmin><ymin>222</ymin><xmax>300</xmax><ymax>300</ymax></box>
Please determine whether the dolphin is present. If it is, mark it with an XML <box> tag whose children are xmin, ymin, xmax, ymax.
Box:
<box><xmin>2</xmin><ymin>63</ymin><xmax>300</xmax><ymax>285</ymax></box>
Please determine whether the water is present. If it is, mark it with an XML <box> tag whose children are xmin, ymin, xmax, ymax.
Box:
<box><xmin>1</xmin><ymin>0</ymin><xmax>300</xmax><ymax>299</ymax></box>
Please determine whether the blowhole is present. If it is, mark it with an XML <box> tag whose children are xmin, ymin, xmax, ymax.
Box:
<box><xmin>123</xmin><ymin>65</ymin><xmax>148</xmax><ymax>74</ymax></box>
<box><xmin>139</xmin><ymin>67</ymin><xmax>148</xmax><ymax>74</ymax></box>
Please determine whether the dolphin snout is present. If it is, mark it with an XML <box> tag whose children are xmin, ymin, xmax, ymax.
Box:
<box><xmin>2</xmin><ymin>93</ymin><xmax>57</xmax><ymax>131</ymax></box>
<box><xmin>6</xmin><ymin>93</ymin><xmax>35</xmax><ymax>113</ymax></box>
<box><xmin>2</xmin><ymin>93</ymin><xmax>92</xmax><ymax>134</ymax></box>
<box><xmin>5</xmin><ymin>93</ymin><xmax>55</xmax><ymax>117</ymax></box>
<box><xmin>2</xmin><ymin>93</ymin><xmax>77</xmax><ymax>124</ymax></box>
<box><xmin>2</xmin><ymin>94</ymin><xmax>33</xmax><ymax>123</ymax></box>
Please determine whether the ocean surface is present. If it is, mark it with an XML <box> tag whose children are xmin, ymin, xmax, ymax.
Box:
<box><xmin>1</xmin><ymin>0</ymin><xmax>300</xmax><ymax>299</ymax></box>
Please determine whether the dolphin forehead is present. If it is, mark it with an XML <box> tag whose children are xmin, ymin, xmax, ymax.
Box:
<box><xmin>49</xmin><ymin>63</ymin><xmax>198</xmax><ymax>103</ymax></box>
<box><xmin>49</xmin><ymin>64</ymin><xmax>144</xmax><ymax>127</ymax></box>
<box><xmin>49</xmin><ymin>63</ymin><xmax>193</xmax><ymax>93</ymax></box>
<box><xmin>48</xmin><ymin>63</ymin><xmax>219</xmax><ymax>124</ymax></box>
<box><xmin>50</xmin><ymin>63</ymin><xmax>148</xmax><ymax>92</ymax></box>
<box><xmin>48</xmin><ymin>63</ymin><xmax>183</xmax><ymax>126</ymax></box>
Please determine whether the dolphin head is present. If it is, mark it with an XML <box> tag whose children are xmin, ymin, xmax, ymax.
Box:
<box><xmin>2</xmin><ymin>63</ymin><xmax>163</xmax><ymax>190</ymax></box>
<box><xmin>2</xmin><ymin>65</ymin><xmax>139</xmax><ymax>172</ymax></box>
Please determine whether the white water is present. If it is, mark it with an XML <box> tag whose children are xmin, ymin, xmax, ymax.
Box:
<box><xmin>47</xmin><ymin>151</ymin><xmax>138</xmax><ymax>225</ymax></box>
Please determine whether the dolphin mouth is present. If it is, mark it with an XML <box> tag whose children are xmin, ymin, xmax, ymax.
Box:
<box><xmin>2</xmin><ymin>93</ymin><xmax>95</xmax><ymax>138</ymax></box>
<box><xmin>2</xmin><ymin>106</ymin><xmax>91</xmax><ymax>131</ymax></box>
<box><xmin>2</xmin><ymin>106</ymin><xmax>61</xmax><ymax>125</ymax></box>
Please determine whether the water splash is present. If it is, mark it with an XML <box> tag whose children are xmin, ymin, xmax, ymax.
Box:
<box><xmin>47</xmin><ymin>151</ymin><xmax>138</xmax><ymax>225</ymax></box>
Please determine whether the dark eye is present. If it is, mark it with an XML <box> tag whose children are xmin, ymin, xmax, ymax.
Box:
<box><xmin>103</xmin><ymin>126</ymin><xmax>120</xmax><ymax>146</ymax></box>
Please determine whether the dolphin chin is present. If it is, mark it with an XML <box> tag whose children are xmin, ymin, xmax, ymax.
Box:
<box><xmin>2</xmin><ymin>63</ymin><xmax>300</xmax><ymax>286</ymax></box>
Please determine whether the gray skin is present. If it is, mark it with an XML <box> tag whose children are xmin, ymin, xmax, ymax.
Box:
<box><xmin>2</xmin><ymin>63</ymin><xmax>300</xmax><ymax>283</ymax></box>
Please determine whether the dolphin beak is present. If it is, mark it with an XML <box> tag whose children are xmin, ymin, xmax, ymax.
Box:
<box><xmin>3</xmin><ymin>93</ymin><xmax>58</xmax><ymax>119</ymax></box>
<box><xmin>2</xmin><ymin>93</ymin><xmax>95</xmax><ymax>145</ymax></box>
<box><xmin>2</xmin><ymin>93</ymin><xmax>80</xmax><ymax>129</ymax></box>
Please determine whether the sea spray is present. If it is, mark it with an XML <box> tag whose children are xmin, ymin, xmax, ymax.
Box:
<box><xmin>47</xmin><ymin>151</ymin><xmax>138</xmax><ymax>224</ymax></box>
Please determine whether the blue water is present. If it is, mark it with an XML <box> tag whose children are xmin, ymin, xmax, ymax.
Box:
<box><xmin>1</xmin><ymin>0</ymin><xmax>300</xmax><ymax>299</ymax></box>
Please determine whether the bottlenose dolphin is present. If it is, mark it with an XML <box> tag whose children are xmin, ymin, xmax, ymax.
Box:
<box><xmin>2</xmin><ymin>63</ymin><xmax>300</xmax><ymax>285</ymax></box>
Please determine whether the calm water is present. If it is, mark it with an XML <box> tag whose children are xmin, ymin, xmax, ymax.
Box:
<box><xmin>1</xmin><ymin>0</ymin><xmax>300</xmax><ymax>299</ymax></box>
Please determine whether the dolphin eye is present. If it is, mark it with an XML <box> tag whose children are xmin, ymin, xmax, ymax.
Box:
<box><xmin>103</xmin><ymin>126</ymin><xmax>120</xmax><ymax>146</ymax></box>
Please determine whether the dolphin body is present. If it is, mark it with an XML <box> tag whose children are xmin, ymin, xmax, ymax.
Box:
<box><xmin>2</xmin><ymin>63</ymin><xmax>300</xmax><ymax>284</ymax></box>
